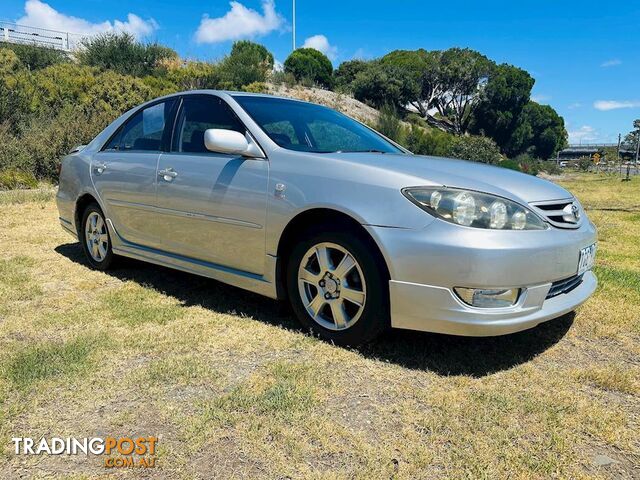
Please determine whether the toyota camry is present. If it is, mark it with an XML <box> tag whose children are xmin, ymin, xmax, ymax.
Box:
<box><xmin>56</xmin><ymin>91</ymin><xmax>597</xmax><ymax>345</ymax></box>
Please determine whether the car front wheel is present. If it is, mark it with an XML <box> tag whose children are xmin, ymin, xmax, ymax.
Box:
<box><xmin>286</xmin><ymin>228</ymin><xmax>389</xmax><ymax>346</ymax></box>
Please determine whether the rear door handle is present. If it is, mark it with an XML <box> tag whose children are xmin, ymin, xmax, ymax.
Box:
<box><xmin>158</xmin><ymin>168</ymin><xmax>178</xmax><ymax>181</ymax></box>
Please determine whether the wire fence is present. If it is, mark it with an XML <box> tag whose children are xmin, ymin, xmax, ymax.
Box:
<box><xmin>0</xmin><ymin>21</ymin><xmax>86</xmax><ymax>51</ymax></box>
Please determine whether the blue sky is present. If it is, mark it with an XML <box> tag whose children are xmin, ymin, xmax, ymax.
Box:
<box><xmin>3</xmin><ymin>0</ymin><xmax>639</xmax><ymax>144</ymax></box>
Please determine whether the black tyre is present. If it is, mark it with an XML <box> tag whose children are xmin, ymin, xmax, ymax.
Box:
<box><xmin>80</xmin><ymin>202</ymin><xmax>115</xmax><ymax>270</ymax></box>
<box><xmin>286</xmin><ymin>226</ymin><xmax>389</xmax><ymax>346</ymax></box>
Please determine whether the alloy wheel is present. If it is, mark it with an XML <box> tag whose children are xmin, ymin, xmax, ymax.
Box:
<box><xmin>297</xmin><ymin>242</ymin><xmax>367</xmax><ymax>331</ymax></box>
<box><xmin>85</xmin><ymin>211</ymin><xmax>109</xmax><ymax>263</ymax></box>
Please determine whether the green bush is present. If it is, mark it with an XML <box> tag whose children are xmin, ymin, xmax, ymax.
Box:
<box><xmin>241</xmin><ymin>82</ymin><xmax>269</xmax><ymax>93</ymax></box>
<box><xmin>375</xmin><ymin>105</ymin><xmax>403</xmax><ymax>143</ymax></box>
<box><xmin>447</xmin><ymin>135</ymin><xmax>503</xmax><ymax>164</ymax></box>
<box><xmin>419</xmin><ymin>129</ymin><xmax>456</xmax><ymax>157</ymax></box>
<box><xmin>539</xmin><ymin>161</ymin><xmax>561</xmax><ymax>175</ymax></box>
<box><xmin>577</xmin><ymin>156</ymin><xmax>592</xmax><ymax>172</ymax></box>
<box><xmin>0</xmin><ymin>68</ymin><xmax>33</xmax><ymax>130</ymax></box>
<box><xmin>86</xmin><ymin>71</ymin><xmax>155</xmax><ymax>117</ymax></box>
<box><xmin>270</xmin><ymin>70</ymin><xmax>297</xmax><ymax>87</ymax></box>
<box><xmin>0</xmin><ymin>105</ymin><xmax>113</xmax><ymax>179</ymax></box>
<box><xmin>0</xmin><ymin>122</ymin><xmax>33</xmax><ymax>175</ymax></box>
<box><xmin>141</xmin><ymin>75</ymin><xmax>180</xmax><ymax>97</ymax></box>
<box><xmin>391</xmin><ymin>124</ymin><xmax>455</xmax><ymax>157</ymax></box>
<box><xmin>0</xmin><ymin>168</ymin><xmax>38</xmax><ymax>190</ymax></box>
<box><xmin>498</xmin><ymin>159</ymin><xmax>521</xmax><ymax>172</ymax></box>
<box><xmin>0</xmin><ymin>42</ymin><xmax>68</xmax><ymax>70</ymax></box>
<box><xmin>0</xmin><ymin>69</ymin><xmax>152</xmax><ymax>180</ymax></box>
<box><xmin>30</xmin><ymin>64</ymin><xmax>99</xmax><ymax>113</ymax></box>
<box><xmin>218</xmin><ymin>41</ymin><xmax>274</xmax><ymax>89</ymax></box>
<box><xmin>403</xmin><ymin>125</ymin><xmax>428</xmax><ymax>153</ymax></box>
<box><xmin>77</xmin><ymin>33</ymin><xmax>177</xmax><ymax>77</ymax></box>
<box><xmin>166</xmin><ymin>61</ymin><xmax>219</xmax><ymax>90</ymax></box>
<box><xmin>284</xmin><ymin>48</ymin><xmax>333</xmax><ymax>88</ymax></box>
<box><xmin>0</xmin><ymin>48</ymin><xmax>22</xmax><ymax>73</ymax></box>
<box><xmin>513</xmin><ymin>153</ymin><xmax>540</xmax><ymax>175</ymax></box>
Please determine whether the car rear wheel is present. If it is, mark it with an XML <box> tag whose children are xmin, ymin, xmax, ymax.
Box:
<box><xmin>286</xmin><ymin>228</ymin><xmax>389</xmax><ymax>346</ymax></box>
<box><xmin>80</xmin><ymin>203</ymin><xmax>115</xmax><ymax>270</ymax></box>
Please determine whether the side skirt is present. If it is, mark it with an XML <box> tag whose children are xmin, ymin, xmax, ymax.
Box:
<box><xmin>107</xmin><ymin>220</ymin><xmax>278</xmax><ymax>300</ymax></box>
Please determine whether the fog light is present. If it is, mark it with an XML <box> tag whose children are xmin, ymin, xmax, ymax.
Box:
<box><xmin>454</xmin><ymin>287</ymin><xmax>520</xmax><ymax>308</ymax></box>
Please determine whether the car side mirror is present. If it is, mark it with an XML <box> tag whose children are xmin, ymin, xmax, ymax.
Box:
<box><xmin>204</xmin><ymin>129</ymin><xmax>264</xmax><ymax>158</ymax></box>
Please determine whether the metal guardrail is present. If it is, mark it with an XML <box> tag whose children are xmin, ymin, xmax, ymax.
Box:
<box><xmin>567</xmin><ymin>143</ymin><xmax>619</xmax><ymax>148</ymax></box>
<box><xmin>0</xmin><ymin>21</ymin><xmax>85</xmax><ymax>51</ymax></box>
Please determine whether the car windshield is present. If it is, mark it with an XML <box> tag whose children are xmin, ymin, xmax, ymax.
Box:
<box><xmin>232</xmin><ymin>95</ymin><xmax>403</xmax><ymax>154</ymax></box>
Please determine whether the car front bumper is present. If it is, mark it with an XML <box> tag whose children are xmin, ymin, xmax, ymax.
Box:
<box><xmin>366</xmin><ymin>218</ymin><xmax>598</xmax><ymax>336</ymax></box>
<box><xmin>388</xmin><ymin>270</ymin><xmax>596</xmax><ymax>335</ymax></box>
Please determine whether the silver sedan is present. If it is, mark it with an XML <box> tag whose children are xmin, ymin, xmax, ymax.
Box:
<box><xmin>57</xmin><ymin>91</ymin><xmax>597</xmax><ymax>345</ymax></box>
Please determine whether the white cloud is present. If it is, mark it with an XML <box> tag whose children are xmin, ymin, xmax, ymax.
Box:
<box><xmin>594</xmin><ymin>100</ymin><xmax>640</xmax><ymax>111</ymax></box>
<box><xmin>273</xmin><ymin>59</ymin><xmax>284</xmax><ymax>72</ymax></box>
<box><xmin>600</xmin><ymin>59</ymin><xmax>622</xmax><ymax>68</ymax></box>
<box><xmin>16</xmin><ymin>0</ymin><xmax>158</xmax><ymax>38</ymax></box>
<box><xmin>195</xmin><ymin>0</ymin><xmax>284</xmax><ymax>44</ymax></box>
<box><xmin>568</xmin><ymin>125</ymin><xmax>598</xmax><ymax>144</ymax></box>
<box><xmin>531</xmin><ymin>94</ymin><xmax>551</xmax><ymax>103</ymax></box>
<box><xmin>302</xmin><ymin>34</ymin><xmax>338</xmax><ymax>60</ymax></box>
<box><xmin>568</xmin><ymin>102</ymin><xmax>582</xmax><ymax>109</ymax></box>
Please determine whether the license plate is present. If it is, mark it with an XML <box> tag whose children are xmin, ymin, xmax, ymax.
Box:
<box><xmin>578</xmin><ymin>243</ymin><xmax>596</xmax><ymax>275</ymax></box>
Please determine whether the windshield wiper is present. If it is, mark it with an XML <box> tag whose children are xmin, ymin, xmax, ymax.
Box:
<box><xmin>336</xmin><ymin>149</ymin><xmax>387</xmax><ymax>154</ymax></box>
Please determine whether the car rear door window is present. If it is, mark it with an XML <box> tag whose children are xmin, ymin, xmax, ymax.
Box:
<box><xmin>104</xmin><ymin>100</ymin><xmax>175</xmax><ymax>152</ymax></box>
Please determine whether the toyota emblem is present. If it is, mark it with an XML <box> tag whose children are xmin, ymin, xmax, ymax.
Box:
<box><xmin>562</xmin><ymin>202</ymin><xmax>581</xmax><ymax>223</ymax></box>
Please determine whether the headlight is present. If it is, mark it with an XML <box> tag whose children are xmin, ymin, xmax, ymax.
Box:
<box><xmin>402</xmin><ymin>187</ymin><xmax>548</xmax><ymax>230</ymax></box>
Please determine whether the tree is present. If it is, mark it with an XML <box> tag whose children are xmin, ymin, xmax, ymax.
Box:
<box><xmin>471</xmin><ymin>63</ymin><xmax>534</xmax><ymax>150</ymax></box>
<box><xmin>435</xmin><ymin>48</ymin><xmax>495</xmax><ymax>134</ymax></box>
<box><xmin>284</xmin><ymin>48</ymin><xmax>333</xmax><ymax>88</ymax></box>
<box><xmin>218</xmin><ymin>41</ymin><xmax>274</xmax><ymax>89</ymax></box>
<box><xmin>380</xmin><ymin>48</ymin><xmax>494</xmax><ymax>134</ymax></box>
<box><xmin>351</xmin><ymin>61</ymin><xmax>419</xmax><ymax>111</ymax></box>
<box><xmin>505</xmin><ymin>101</ymin><xmax>567</xmax><ymax>159</ymax></box>
<box><xmin>334</xmin><ymin>59</ymin><xmax>370</xmax><ymax>91</ymax></box>
<box><xmin>381</xmin><ymin>49</ymin><xmax>445</xmax><ymax>118</ymax></box>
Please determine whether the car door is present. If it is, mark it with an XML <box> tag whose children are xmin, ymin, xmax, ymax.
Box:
<box><xmin>155</xmin><ymin>95</ymin><xmax>269</xmax><ymax>275</ymax></box>
<box><xmin>92</xmin><ymin>99</ymin><xmax>177</xmax><ymax>249</ymax></box>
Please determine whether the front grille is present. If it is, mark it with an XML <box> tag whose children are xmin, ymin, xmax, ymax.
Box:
<box><xmin>530</xmin><ymin>199</ymin><xmax>582</xmax><ymax>229</ymax></box>
<box><xmin>546</xmin><ymin>274</ymin><xmax>583</xmax><ymax>299</ymax></box>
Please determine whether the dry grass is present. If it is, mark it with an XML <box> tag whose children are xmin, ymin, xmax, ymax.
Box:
<box><xmin>0</xmin><ymin>173</ymin><xmax>638</xmax><ymax>478</ymax></box>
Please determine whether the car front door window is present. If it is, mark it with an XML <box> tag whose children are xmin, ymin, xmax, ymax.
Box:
<box><xmin>174</xmin><ymin>96</ymin><xmax>244</xmax><ymax>154</ymax></box>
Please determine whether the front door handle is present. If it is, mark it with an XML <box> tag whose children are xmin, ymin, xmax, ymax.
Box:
<box><xmin>158</xmin><ymin>168</ymin><xmax>178</xmax><ymax>182</ymax></box>
<box><xmin>94</xmin><ymin>163</ymin><xmax>107</xmax><ymax>175</ymax></box>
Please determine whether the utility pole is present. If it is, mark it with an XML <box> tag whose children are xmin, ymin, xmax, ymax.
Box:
<box><xmin>617</xmin><ymin>133</ymin><xmax>621</xmax><ymax>163</ymax></box>
<box><xmin>292</xmin><ymin>0</ymin><xmax>296</xmax><ymax>51</ymax></box>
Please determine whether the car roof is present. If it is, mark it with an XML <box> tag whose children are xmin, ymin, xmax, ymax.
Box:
<box><xmin>181</xmin><ymin>89</ymin><xmax>316</xmax><ymax>104</ymax></box>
